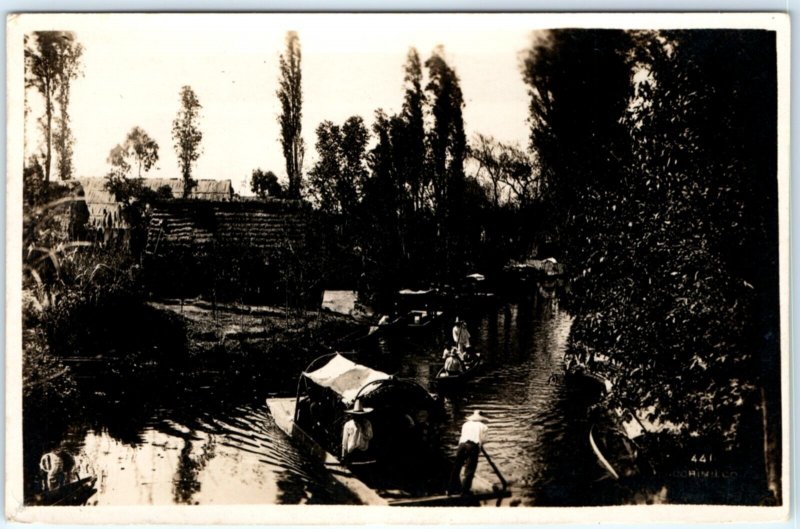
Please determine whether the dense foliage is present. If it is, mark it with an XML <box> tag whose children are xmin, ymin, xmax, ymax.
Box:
<box><xmin>303</xmin><ymin>47</ymin><xmax>531</xmax><ymax>308</ymax></box>
<box><xmin>250</xmin><ymin>169</ymin><xmax>285</xmax><ymax>198</ymax></box>
<box><xmin>523</xmin><ymin>29</ymin><xmax>779</xmax><ymax>457</ymax></box>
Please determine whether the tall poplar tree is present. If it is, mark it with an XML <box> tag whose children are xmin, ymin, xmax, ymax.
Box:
<box><xmin>425</xmin><ymin>47</ymin><xmax>466</xmax><ymax>278</ymax></box>
<box><xmin>25</xmin><ymin>31</ymin><xmax>83</xmax><ymax>183</ymax></box>
<box><xmin>277</xmin><ymin>31</ymin><xmax>304</xmax><ymax>199</ymax></box>
<box><xmin>398</xmin><ymin>48</ymin><xmax>426</xmax><ymax>213</ymax></box>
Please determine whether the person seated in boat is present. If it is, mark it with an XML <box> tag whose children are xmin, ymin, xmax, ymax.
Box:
<box><xmin>443</xmin><ymin>349</ymin><xmax>464</xmax><ymax>375</ymax></box>
<box><xmin>341</xmin><ymin>399</ymin><xmax>374</xmax><ymax>461</ymax></box>
<box><xmin>39</xmin><ymin>450</ymin><xmax>76</xmax><ymax>491</ymax></box>
<box><xmin>448</xmin><ymin>410</ymin><xmax>489</xmax><ymax>496</ymax></box>
<box><xmin>452</xmin><ymin>318</ymin><xmax>471</xmax><ymax>354</ymax></box>
<box><xmin>462</xmin><ymin>346</ymin><xmax>481</xmax><ymax>368</ymax></box>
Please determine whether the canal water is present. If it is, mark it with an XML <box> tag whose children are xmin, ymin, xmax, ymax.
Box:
<box><xmin>25</xmin><ymin>287</ymin><xmax>630</xmax><ymax>506</ymax></box>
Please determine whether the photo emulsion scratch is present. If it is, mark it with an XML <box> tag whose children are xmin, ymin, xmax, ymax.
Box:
<box><xmin>6</xmin><ymin>13</ymin><xmax>790</xmax><ymax>524</ymax></box>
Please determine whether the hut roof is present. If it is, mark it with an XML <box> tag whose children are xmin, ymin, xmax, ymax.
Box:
<box><xmin>75</xmin><ymin>177</ymin><xmax>126</xmax><ymax>228</ymax></box>
<box><xmin>75</xmin><ymin>176</ymin><xmax>235</xmax><ymax>229</ymax></box>
<box><xmin>144</xmin><ymin>198</ymin><xmax>308</xmax><ymax>256</ymax></box>
<box><xmin>142</xmin><ymin>178</ymin><xmax>233</xmax><ymax>200</ymax></box>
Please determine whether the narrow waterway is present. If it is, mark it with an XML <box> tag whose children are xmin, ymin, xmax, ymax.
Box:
<box><xmin>25</xmin><ymin>287</ymin><xmax>632</xmax><ymax>506</ymax></box>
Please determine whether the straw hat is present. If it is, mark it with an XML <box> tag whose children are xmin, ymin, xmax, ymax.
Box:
<box><xmin>345</xmin><ymin>399</ymin><xmax>373</xmax><ymax>415</ymax></box>
<box><xmin>467</xmin><ymin>410</ymin><xmax>487</xmax><ymax>422</ymax></box>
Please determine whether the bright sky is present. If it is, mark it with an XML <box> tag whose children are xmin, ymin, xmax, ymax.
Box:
<box><xmin>24</xmin><ymin>14</ymin><xmax>537</xmax><ymax>195</ymax></box>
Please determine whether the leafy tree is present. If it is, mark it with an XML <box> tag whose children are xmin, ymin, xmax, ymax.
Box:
<box><xmin>359</xmin><ymin>109</ymin><xmax>404</xmax><ymax>306</ymax></box>
<box><xmin>523</xmin><ymin>28</ymin><xmax>780</xmax><ymax>477</ymax></box>
<box><xmin>126</xmin><ymin>127</ymin><xmax>160</xmax><ymax>178</ymax></box>
<box><xmin>171</xmin><ymin>86</ymin><xmax>203</xmax><ymax>198</ymax></box>
<box><xmin>425</xmin><ymin>47</ymin><xmax>467</xmax><ymax>278</ymax></box>
<box><xmin>250</xmin><ymin>169</ymin><xmax>284</xmax><ymax>198</ymax></box>
<box><xmin>340</xmin><ymin>116</ymin><xmax>369</xmax><ymax>210</ymax></box>
<box><xmin>52</xmin><ymin>35</ymin><xmax>83</xmax><ymax>181</ymax></box>
<box><xmin>23</xmin><ymin>156</ymin><xmax>47</xmax><ymax>209</ymax></box>
<box><xmin>522</xmin><ymin>29</ymin><xmax>633</xmax><ymax>245</ymax></box>
<box><xmin>277</xmin><ymin>31</ymin><xmax>304</xmax><ymax>199</ymax></box>
<box><xmin>614</xmin><ymin>30</ymin><xmax>779</xmax><ymax>456</ymax></box>
<box><xmin>307</xmin><ymin>116</ymin><xmax>369</xmax><ymax>215</ymax></box>
<box><xmin>107</xmin><ymin>127</ymin><xmax>159</xmax><ymax>179</ymax></box>
<box><xmin>398</xmin><ymin>48</ymin><xmax>427</xmax><ymax>214</ymax></box>
<box><xmin>24</xmin><ymin>31</ymin><xmax>83</xmax><ymax>183</ymax></box>
<box><xmin>107</xmin><ymin>144</ymin><xmax>131</xmax><ymax>178</ymax></box>
<box><xmin>470</xmin><ymin>133</ymin><xmax>536</xmax><ymax>208</ymax></box>
<box><xmin>307</xmin><ymin>121</ymin><xmax>342</xmax><ymax>213</ymax></box>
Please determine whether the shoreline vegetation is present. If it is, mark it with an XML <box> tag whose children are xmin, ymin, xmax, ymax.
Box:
<box><xmin>21</xmin><ymin>26</ymin><xmax>782</xmax><ymax>506</ymax></box>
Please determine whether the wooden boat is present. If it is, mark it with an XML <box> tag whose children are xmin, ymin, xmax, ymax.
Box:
<box><xmin>589</xmin><ymin>424</ymin><xmax>643</xmax><ymax>481</ymax></box>
<box><xmin>31</xmin><ymin>476</ymin><xmax>97</xmax><ymax>506</ymax></box>
<box><xmin>378</xmin><ymin>309</ymin><xmax>445</xmax><ymax>334</ymax></box>
<box><xmin>432</xmin><ymin>357</ymin><xmax>486</xmax><ymax>390</ymax></box>
<box><xmin>267</xmin><ymin>353</ymin><xmax>510</xmax><ymax>506</ymax></box>
<box><xmin>395</xmin><ymin>288</ymin><xmax>446</xmax><ymax>312</ymax></box>
<box><xmin>452</xmin><ymin>274</ymin><xmax>497</xmax><ymax>310</ymax></box>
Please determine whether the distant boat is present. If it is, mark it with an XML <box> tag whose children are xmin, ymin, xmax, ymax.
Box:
<box><xmin>379</xmin><ymin>309</ymin><xmax>445</xmax><ymax>333</ymax></box>
<box><xmin>432</xmin><ymin>357</ymin><xmax>486</xmax><ymax>390</ymax></box>
<box><xmin>452</xmin><ymin>274</ymin><xmax>498</xmax><ymax>310</ymax></box>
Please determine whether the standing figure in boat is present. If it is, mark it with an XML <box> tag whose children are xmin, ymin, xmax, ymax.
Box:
<box><xmin>341</xmin><ymin>399</ymin><xmax>374</xmax><ymax>461</ymax></box>
<box><xmin>449</xmin><ymin>410</ymin><xmax>489</xmax><ymax>496</ymax></box>
<box><xmin>452</xmin><ymin>318</ymin><xmax>471</xmax><ymax>355</ymax></box>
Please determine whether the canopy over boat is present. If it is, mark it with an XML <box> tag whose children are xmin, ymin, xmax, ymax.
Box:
<box><xmin>303</xmin><ymin>354</ymin><xmax>392</xmax><ymax>405</ymax></box>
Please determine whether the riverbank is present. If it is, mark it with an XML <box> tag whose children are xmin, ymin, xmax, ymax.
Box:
<box><xmin>23</xmin><ymin>295</ymin><xmax>370</xmax><ymax>505</ymax></box>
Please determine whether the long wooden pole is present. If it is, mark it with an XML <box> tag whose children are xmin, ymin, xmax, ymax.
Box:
<box><xmin>480</xmin><ymin>446</ymin><xmax>507</xmax><ymax>491</ymax></box>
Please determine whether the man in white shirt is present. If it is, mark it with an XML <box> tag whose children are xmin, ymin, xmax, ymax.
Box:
<box><xmin>448</xmin><ymin>410</ymin><xmax>488</xmax><ymax>495</ymax></box>
<box><xmin>341</xmin><ymin>399</ymin><xmax>374</xmax><ymax>461</ymax></box>
<box><xmin>452</xmin><ymin>318</ymin><xmax>472</xmax><ymax>358</ymax></box>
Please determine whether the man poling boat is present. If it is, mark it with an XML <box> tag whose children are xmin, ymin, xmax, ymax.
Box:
<box><xmin>449</xmin><ymin>410</ymin><xmax>489</xmax><ymax>496</ymax></box>
<box><xmin>452</xmin><ymin>317</ymin><xmax>471</xmax><ymax>353</ymax></box>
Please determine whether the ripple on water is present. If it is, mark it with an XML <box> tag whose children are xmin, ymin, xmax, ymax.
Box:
<box><xmin>36</xmin><ymin>297</ymin><xmax>583</xmax><ymax>506</ymax></box>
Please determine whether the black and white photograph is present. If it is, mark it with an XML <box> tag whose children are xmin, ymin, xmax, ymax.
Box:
<box><xmin>6</xmin><ymin>12</ymin><xmax>790</xmax><ymax>524</ymax></box>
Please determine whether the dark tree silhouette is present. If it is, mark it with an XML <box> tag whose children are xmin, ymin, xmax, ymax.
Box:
<box><xmin>425</xmin><ymin>46</ymin><xmax>467</xmax><ymax>278</ymax></box>
<box><xmin>470</xmin><ymin>133</ymin><xmax>535</xmax><ymax>208</ymax></box>
<box><xmin>250</xmin><ymin>169</ymin><xmax>284</xmax><ymax>198</ymax></box>
<box><xmin>277</xmin><ymin>31</ymin><xmax>305</xmax><ymax>199</ymax></box>
<box><xmin>523</xmin><ymin>28</ymin><xmax>780</xmax><ymax>483</ymax></box>
<box><xmin>307</xmin><ymin>116</ymin><xmax>369</xmax><ymax>216</ymax></box>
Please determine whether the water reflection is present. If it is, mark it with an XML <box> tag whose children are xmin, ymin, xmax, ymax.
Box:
<box><xmin>28</xmin><ymin>288</ymin><xmax>633</xmax><ymax>506</ymax></box>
